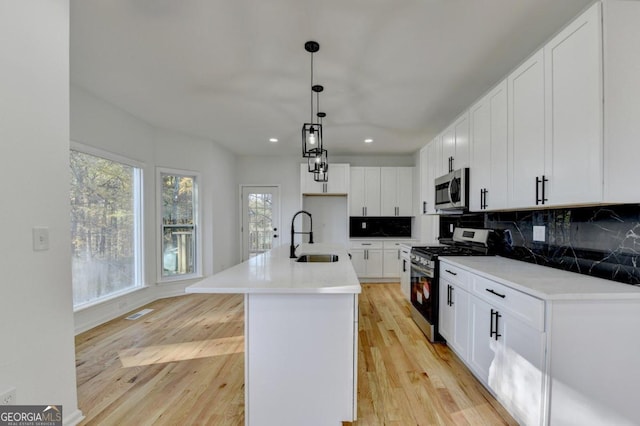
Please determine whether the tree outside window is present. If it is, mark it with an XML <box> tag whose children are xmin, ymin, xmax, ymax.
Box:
<box><xmin>70</xmin><ymin>149</ymin><xmax>142</xmax><ymax>307</ymax></box>
<box><xmin>160</xmin><ymin>171</ymin><xmax>197</xmax><ymax>278</ymax></box>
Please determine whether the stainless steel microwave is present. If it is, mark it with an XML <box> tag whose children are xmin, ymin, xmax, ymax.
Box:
<box><xmin>434</xmin><ymin>168</ymin><xmax>469</xmax><ymax>211</ymax></box>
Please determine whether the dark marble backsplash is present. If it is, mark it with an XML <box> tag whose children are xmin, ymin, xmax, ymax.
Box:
<box><xmin>349</xmin><ymin>216</ymin><xmax>412</xmax><ymax>238</ymax></box>
<box><xmin>442</xmin><ymin>205</ymin><xmax>640</xmax><ymax>286</ymax></box>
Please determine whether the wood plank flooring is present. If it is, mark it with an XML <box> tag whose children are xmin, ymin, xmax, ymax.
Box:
<box><xmin>75</xmin><ymin>283</ymin><xmax>517</xmax><ymax>425</ymax></box>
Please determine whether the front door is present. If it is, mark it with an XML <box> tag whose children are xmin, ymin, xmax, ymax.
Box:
<box><xmin>240</xmin><ymin>186</ymin><xmax>280</xmax><ymax>261</ymax></box>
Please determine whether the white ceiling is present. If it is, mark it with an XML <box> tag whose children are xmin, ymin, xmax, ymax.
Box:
<box><xmin>70</xmin><ymin>0</ymin><xmax>593</xmax><ymax>157</ymax></box>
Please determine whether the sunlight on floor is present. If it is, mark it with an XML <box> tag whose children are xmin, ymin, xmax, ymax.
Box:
<box><xmin>118</xmin><ymin>335</ymin><xmax>244</xmax><ymax>367</ymax></box>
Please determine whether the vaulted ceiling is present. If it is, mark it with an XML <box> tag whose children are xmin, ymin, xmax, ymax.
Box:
<box><xmin>71</xmin><ymin>0</ymin><xmax>593</xmax><ymax>156</ymax></box>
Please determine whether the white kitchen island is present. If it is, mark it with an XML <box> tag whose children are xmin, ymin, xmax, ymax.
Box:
<box><xmin>186</xmin><ymin>243</ymin><xmax>361</xmax><ymax>426</ymax></box>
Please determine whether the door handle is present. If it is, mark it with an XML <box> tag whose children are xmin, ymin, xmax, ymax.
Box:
<box><xmin>490</xmin><ymin>309</ymin><xmax>502</xmax><ymax>341</ymax></box>
<box><xmin>423</xmin><ymin>201</ymin><xmax>427</xmax><ymax>214</ymax></box>
<box><xmin>535</xmin><ymin>176</ymin><xmax>548</xmax><ymax>205</ymax></box>
<box><xmin>402</xmin><ymin>259</ymin><xmax>406</xmax><ymax>272</ymax></box>
<box><xmin>486</xmin><ymin>288</ymin><xmax>506</xmax><ymax>298</ymax></box>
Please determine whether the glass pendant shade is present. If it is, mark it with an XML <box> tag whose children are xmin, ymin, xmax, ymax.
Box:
<box><xmin>307</xmin><ymin>147</ymin><xmax>326</xmax><ymax>172</ymax></box>
<box><xmin>301</xmin><ymin>123</ymin><xmax>323</xmax><ymax>158</ymax></box>
<box><xmin>312</xmin><ymin>149</ymin><xmax>328</xmax><ymax>182</ymax></box>
<box><xmin>314</xmin><ymin>167</ymin><xmax>328</xmax><ymax>183</ymax></box>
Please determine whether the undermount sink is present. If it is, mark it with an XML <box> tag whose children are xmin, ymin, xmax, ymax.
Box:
<box><xmin>295</xmin><ymin>254</ymin><xmax>339</xmax><ymax>263</ymax></box>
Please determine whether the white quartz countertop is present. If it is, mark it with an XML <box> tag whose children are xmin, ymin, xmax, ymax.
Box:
<box><xmin>439</xmin><ymin>256</ymin><xmax>640</xmax><ymax>301</ymax></box>
<box><xmin>186</xmin><ymin>243</ymin><xmax>361</xmax><ymax>295</ymax></box>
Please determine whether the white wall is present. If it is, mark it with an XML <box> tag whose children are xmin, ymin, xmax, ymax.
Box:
<box><xmin>302</xmin><ymin>196</ymin><xmax>349</xmax><ymax>245</ymax></box>
<box><xmin>236</xmin><ymin>155</ymin><xmax>302</xmax><ymax>252</ymax></box>
<box><xmin>153</xmin><ymin>128</ymin><xmax>238</xmax><ymax>274</ymax></box>
<box><xmin>71</xmin><ymin>86</ymin><xmax>239</xmax><ymax>333</ymax></box>
<box><xmin>0</xmin><ymin>1</ymin><xmax>82</xmax><ymax>424</ymax></box>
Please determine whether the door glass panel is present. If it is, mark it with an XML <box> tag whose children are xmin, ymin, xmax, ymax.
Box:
<box><xmin>248</xmin><ymin>192</ymin><xmax>273</xmax><ymax>258</ymax></box>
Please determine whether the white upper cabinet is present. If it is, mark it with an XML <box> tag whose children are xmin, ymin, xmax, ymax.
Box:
<box><xmin>423</xmin><ymin>1</ymin><xmax>640</xmax><ymax>210</ymax></box>
<box><xmin>441</xmin><ymin>112</ymin><xmax>470</xmax><ymax>174</ymax></box>
<box><xmin>419</xmin><ymin>145</ymin><xmax>429</xmax><ymax>215</ymax></box>
<box><xmin>507</xmin><ymin>49</ymin><xmax>546</xmax><ymax>209</ymax></box>
<box><xmin>602</xmin><ymin>0</ymin><xmax>640</xmax><ymax>202</ymax></box>
<box><xmin>380</xmin><ymin>167</ymin><xmax>414</xmax><ymax>216</ymax></box>
<box><xmin>300</xmin><ymin>163</ymin><xmax>349</xmax><ymax>195</ymax></box>
<box><xmin>441</xmin><ymin>125</ymin><xmax>455</xmax><ymax>174</ymax></box>
<box><xmin>420</xmin><ymin>136</ymin><xmax>442</xmax><ymax>214</ymax></box>
<box><xmin>349</xmin><ymin>167</ymin><xmax>381</xmax><ymax>216</ymax></box>
<box><xmin>352</xmin><ymin>166</ymin><xmax>413</xmax><ymax>217</ymax></box>
<box><xmin>470</xmin><ymin>80</ymin><xmax>508</xmax><ymax>211</ymax></box>
<box><xmin>544</xmin><ymin>2</ymin><xmax>603</xmax><ymax>206</ymax></box>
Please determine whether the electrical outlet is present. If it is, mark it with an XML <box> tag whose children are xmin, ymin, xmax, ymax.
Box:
<box><xmin>533</xmin><ymin>226</ymin><xmax>546</xmax><ymax>242</ymax></box>
<box><xmin>1</xmin><ymin>387</ymin><xmax>16</xmax><ymax>405</ymax></box>
<box><xmin>32</xmin><ymin>226</ymin><xmax>49</xmax><ymax>251</ymax></box>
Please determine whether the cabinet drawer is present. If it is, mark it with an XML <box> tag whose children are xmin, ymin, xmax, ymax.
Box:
<box><xmin>439</xmin><ymin>262</ymin><xmax>470</xmax><ymax>291</ymax></box>
<box><xmin>471</xmin><ymin>275</ymin><xmax>545</xmax><ymax>331</ymax></box>
<box><xmin>382</xmin><ymin>240</ymin><xmax>414</xmax><ymax>249</ymax></box>
<box><xmin>349</xmin><ymin>240</ymin><xmax>383</xmax><ymax>249</ymax></box>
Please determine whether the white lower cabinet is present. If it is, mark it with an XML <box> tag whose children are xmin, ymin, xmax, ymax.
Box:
<box><xmin>441</xmin><ymin>260</ymin><xmax>545</xmax><ymax>426</ymax></box>
<box><xmin>382</xmin><ymin>249</ymin><xmax>400</xmax><ymax>278</ymax></box>
<box><xmin>399</xmin><ymin>246</ymin><xmax>411</xmax><ymax>300</ymax></box>
<box><xmin>350</xmin><ymin>248</ymin><xmax>382</xmax><ymax>278</ymax></box>
<box><xmin>438</xmin><ymin>263</ymin><xmax>471</xmax><ymax>358</ymax></box>
<box><xmin>439</xmin><ymin>278</ymin><xmax>470</xmax><ymax>358</ymax></box>
<box><xmin>469</xmin><ymin>295</ymin><xmax>545</xmax><ymax>426</ymax></box>
<box><xmin>440</xmin><ymin>257</ymin><xmax>640</xmax><ymax>426</ymax></box>
<box><xmin>351</xmin><ymin>240</ymin><xmax>414</xmax><ymax>280</ymax></box>
<box><xmin>468</xmin><ymin>295</ymin><xmax>493</xmax><ymax>383</ymax></box>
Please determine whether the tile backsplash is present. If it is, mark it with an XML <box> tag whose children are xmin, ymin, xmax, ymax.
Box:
<box><xmin>441</xmin><ymin>205</ymin><xmax>640</xmax><ymax>286</ymax></box>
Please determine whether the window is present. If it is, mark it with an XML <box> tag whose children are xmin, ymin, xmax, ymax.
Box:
<box><xmin>159</xmin><ymin>169</ymin><xmax>199</xmax><ymax>280</ymax></box>
<box><xmin>70</xmin><ymin>147</ymin><xmax>143</xmax><ymax>308</ymax></box>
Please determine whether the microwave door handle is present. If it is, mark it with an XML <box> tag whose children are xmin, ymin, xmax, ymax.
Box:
<box><xmin>448</xmin><ymin>178</ymin><xmax>453</xmax><ymax>206</ymax></box>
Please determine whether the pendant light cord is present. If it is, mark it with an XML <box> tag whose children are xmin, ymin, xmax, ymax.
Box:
<box><xmin>310</xmin><ymin>52</ymin><xmax>314</xmax><ymax>123</ymax></box>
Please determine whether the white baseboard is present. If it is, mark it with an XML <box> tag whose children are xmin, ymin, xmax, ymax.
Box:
<box><xmin>64</xmin><ymin>409</ymin><xmax>84</xmax><ymax>426</ymax></box>
<box><xmin>358</xmin><ymin>278</ymin><xmax>400</xmax><ymax>283</ymax></box>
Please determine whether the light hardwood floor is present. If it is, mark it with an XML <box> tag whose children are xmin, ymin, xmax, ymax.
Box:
<box><xmin>76</xmin><ymin>283</ymin><xmax>517</xmax><ymax>425</ymax></box>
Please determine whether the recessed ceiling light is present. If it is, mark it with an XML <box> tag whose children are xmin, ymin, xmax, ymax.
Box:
<box><xmin>364</xmin><ymin>138</ymin><xmax>373</xmax><ymax>143</ymax></box>
<box><xmin>269</xmin><ymin>138</ymin><xmax>278</xmax><ymax>143</ymax></box>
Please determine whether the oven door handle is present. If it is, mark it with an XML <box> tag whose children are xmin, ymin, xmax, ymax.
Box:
<box><xmin>411</xmin><ymin>263</ymin><xmax>434</xmax><ymax>277</ymax></box>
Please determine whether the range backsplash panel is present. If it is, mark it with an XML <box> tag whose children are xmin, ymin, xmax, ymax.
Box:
<box><xmin>349</xmin><ymin>216</ymin><xmax>412</xmax><ymax>238</ymax></box>
<box><xmin>483</xmin><ymin>204</ymin><xmax>640</xmax><ymax>286</ymax></box>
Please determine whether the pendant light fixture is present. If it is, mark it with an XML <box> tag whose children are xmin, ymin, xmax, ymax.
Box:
<box><xmin>302</xmin><ymin>41</ymin><xmax>323</xmax><ymax>158</ymax></box>
<box><xmin>307</xmin><ymin>90</ymin><xmax>326</xmax><ymax>173</ymax></box>
<box><xmin>310</xmin><ymin>110</ymin><xmax>329</xmax><ymax>182</ymax></box>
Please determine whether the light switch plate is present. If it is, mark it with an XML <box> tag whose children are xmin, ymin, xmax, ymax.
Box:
<box><xmin>533</xmin><ymin>226</ymin><xmax>546</xmax><ymax>242</ymax></box>
<box><xmin>33</xmin><ymin>227</ymin><xmax>49</xmax><ymax>251</ymax></box>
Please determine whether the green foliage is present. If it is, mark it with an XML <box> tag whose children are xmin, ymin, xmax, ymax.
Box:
<box><xmin>69</xmin><ymin>150</ymin><xmax>137</xmax><ymax>305</ymax></box>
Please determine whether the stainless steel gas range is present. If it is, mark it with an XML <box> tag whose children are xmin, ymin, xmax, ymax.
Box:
<box><xmin>409</xmin><ymin>227</ymin><xmax>496</xmax><ymax>342</ymax></box>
